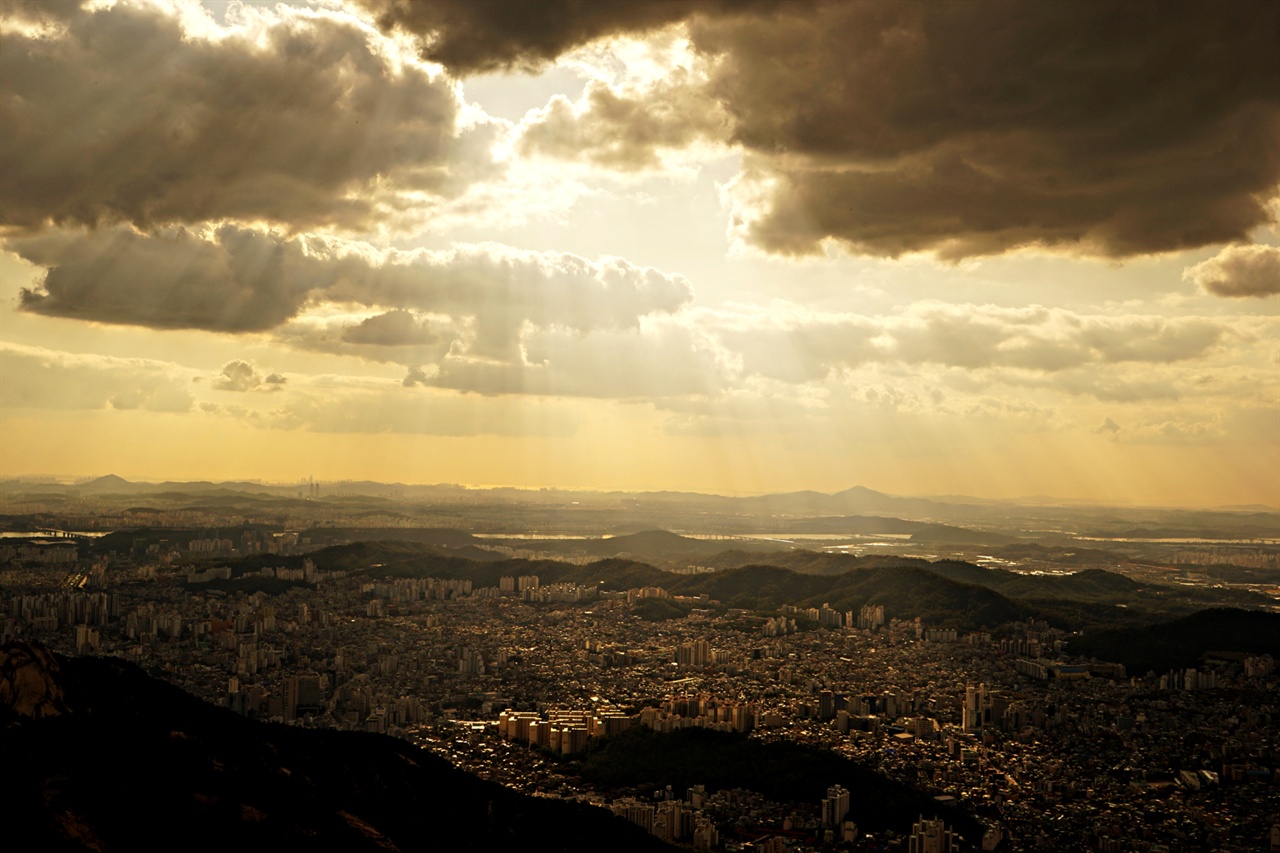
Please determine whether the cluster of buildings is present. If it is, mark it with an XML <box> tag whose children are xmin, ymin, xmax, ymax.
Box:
<box><xmin>3</xmin><ymin>545</ymin><xmax>1277</xmax><ymax>852</ymax></box>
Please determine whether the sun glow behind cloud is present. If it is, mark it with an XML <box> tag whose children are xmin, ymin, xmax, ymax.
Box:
<box><xmin>0</xmin><ymin>0</ymin><xmax>1276</xmax><ymax>507</ymax></box>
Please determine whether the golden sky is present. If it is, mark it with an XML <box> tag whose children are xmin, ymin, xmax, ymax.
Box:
<box><xmin>1</xmin><ymin>0</ymin><xmax>1278</xmax><ymax>507</ymax></box>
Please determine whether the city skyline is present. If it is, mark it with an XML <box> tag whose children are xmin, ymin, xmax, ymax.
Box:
<box><xmin>2</xmin><ymin>0</ymin><xmax>1278</xmax><ymax>507</ymax></box>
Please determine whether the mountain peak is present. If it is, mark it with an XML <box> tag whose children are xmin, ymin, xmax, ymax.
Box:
<box><xmin>76</xmin><ymin>474</ymin><xmax>136</xmax><ymax>493</ymax></box>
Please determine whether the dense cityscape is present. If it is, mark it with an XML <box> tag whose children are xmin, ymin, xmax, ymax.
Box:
<box><xmin>3</xmin><ymin>1</ymin><xmax>1279</xmax><ymax>850</ymax></box>
<box><xmin>3</xmin><ymin>481</ymin><xmax>1277</xmax><ymax>852</ymax></box>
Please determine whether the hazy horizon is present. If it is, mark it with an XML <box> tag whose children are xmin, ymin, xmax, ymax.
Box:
<box><xmin>2</xmin><ymin>1</ymin><xmax>1277</xmax><ymax>509</ymax></box>
<box><xmin>5</xmin><ymin>470</ymin><xmax>1278</xmax><ymax>513</ymax></box>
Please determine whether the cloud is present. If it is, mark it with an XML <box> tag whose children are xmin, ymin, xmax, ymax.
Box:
<box><xmin>278</xmin><ymin>312</ymin><xmax>459</xmax><ymax>370</ymax></box>
<box><xmin>518</xmin><ymin>73</ymin><xmax>730</xmax><ymax>170</ymax></box>
<box><xmin>1183</xmin><ymin>244</ymin><xmax>1280</xmax><ymax>298</ymax></box>
<box><xmin>342</xmin><ymin>310</ymin><xmax>441</xmax><ymax>347</ymax></box>
<box><xmin>268</xmin><ymin>385</ymin><xmax>579</xmax><ymax>436</ymax></box>
<box><xmin>716</xmin><ymin>304</ymin><xmax>1229</xmax><ymax>383</ymax></box>
<box><xmin>1118</xmin><ymin>418</ymin><xmax>1228</xmax><ymax>446</ymax></box>
<box><xmin>428</xmin><ymin>320</ymin><xmax>728</xmax><ymax>398</ymax></box>
<box><xmin>1048</xmin><ymin>375</ymin><xmax>1181</xmax><ymax>404</ymax></box>
<box><xmin>14</xmin><ymin>225</ymin><xmax>316</xmax><ymax>332</ymax></box>
<box><xmin>11</xmin><ymin>0</ymin><xmax>1271</xmax><ymax>270</ymax></box>
<box><xmin>382</xmin><ymin>0</ymin><xmax>1280</xmax><ymax>260</ymax></box>
<box><xmin>12</xmin><ymin>226</ymin><xmax>693</xmax><ymax>346</ymax></box>
<box><xmin>1076</xmin><ymin>316</ymin><xmax>1228</xmax><ymax>364</ymax></box>
<box><xmin>356</xmin><ymin>0</ymin><xmax>768</xmax><ymax>73</ymax></box>
<box><xmin>716</xmin><ymin>317</ymin><xmax>883</xmax><ymax>382</ymax></box>
<box><xmin>0</xmin><ymin>343</ymin><xmax>193</xmax><ymax>412</ymax></box>
<box><xmin>0</xmin><ymin>1</ymin><xmax>473</xmax><ymax>232</ymax></box>
<box><xmin>402</xmin><ymin>365</ymin><xmax>430</xmax><ymax>387</ymax></box>
<box><xmin>390</xmin><ymin>301</ymin><xmax>1240</xmax><ymax>405</ymax></box>
<box><xmin>707</xmin><ymin>2</ymin><xmax>1280</xmax><ymax>258</ymax></box>
<box><xmin>212</xmin><ymin>361</ymin><xmax>287</xmax><ymax>393</ymax></box>
<box><xmin>1094</xmin><ymin>418</ymin><xmax>1121</xmax><ymax>435</ymax></box>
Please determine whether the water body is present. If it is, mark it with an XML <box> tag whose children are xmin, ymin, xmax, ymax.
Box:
<box><xmin>1075</xmin><ymin>536</ymin><xmax>1280</xmax><ymax>545</ymax></box>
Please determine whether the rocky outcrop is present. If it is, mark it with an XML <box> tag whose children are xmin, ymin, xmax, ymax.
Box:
<box><xmin>0</xmin><ymin>640</ymin><xmax>68</xmax><ymax>722</ymax></box>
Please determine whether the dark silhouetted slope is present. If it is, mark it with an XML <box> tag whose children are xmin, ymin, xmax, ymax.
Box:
<box><xmin>671</xmin><ymin>564</ymin><xmax>1029</xmax><ymax>629</ymax></box>
<box><xmin>0</xmin><ymin>642</ymin><xmax>672</xmax><ymax>853</ymax></box>
<box><xmin>1068</xmin><ymin>609</ymin><xmax>1280</xmax><ymax>674</ymax></box>
<box><xmin>573</xmin><ymin>727</ymin><xmax>982</xmax><ymax>840</ymax></box>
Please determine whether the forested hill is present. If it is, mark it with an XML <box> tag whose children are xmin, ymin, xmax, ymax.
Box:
<box><xmin>1067</xmin><ymin>609</ymin><xmax>1280</xmax><ymax>674</ymax></box>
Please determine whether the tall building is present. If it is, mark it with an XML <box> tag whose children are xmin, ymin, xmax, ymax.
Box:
<box><xmin>676</xmin><ymin>639</ymin><xmax>711</xmax><ymax>667</ymax></box>
<box><xmin>284</xmin><ymin>674</ymin><xmax>323</xmax><ymax>722</ymax></box>
<box><xmin>963</xmin><ymin>683</ymin><xmax>986</xmax><ymax>732</ymax></box>
<box><xmin>818</xmin><ymin>689</ymin><xmax>835</xmax><ymax>720</ymax></box>
<box><xmin>822</xmin><ymin>784</ymin><xmax>850</xmax><ymax>827</ymax></box>
<box><xmin>908</xmin><ymin>816</ymin><xmax>955</xmax><ymax>853</ymax></box>
<box><xmin>858</xmin><ymin>604</ymin><xmax>886</xmax><ymax>630</ymax></box>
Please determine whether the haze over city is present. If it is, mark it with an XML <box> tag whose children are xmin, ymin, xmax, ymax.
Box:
<box><xmin>2</xmin><ymin>4</ymin><xmax>1280</xmax><ymax>851</ymax></box>
<box><xmin>1</xmin><ymin>0</ymin><xmax>1277</xmax><ymax>507</ymax></box>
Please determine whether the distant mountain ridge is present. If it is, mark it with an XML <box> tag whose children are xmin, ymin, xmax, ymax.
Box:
<box><xmin>8</xmin><ymin>473</ymin><xmax>1272</xmax><ymax>513</ymax></box>
<box><xmin>4</xmin><ymin>476</ymin><xmax>1276</xmax><ymax>544</ymax></box>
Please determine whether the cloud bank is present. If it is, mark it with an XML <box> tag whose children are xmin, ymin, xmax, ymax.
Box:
<box><xmin>12</xmin><ymin>225</ymin><xmax>693</xmax><ymax>353</ymax></box>
<box><xmin>0</xmin><ymin>1</ymin><xmax>472</xmax><ymax>232</ymax></box>
<box><xmin>373</xmin><ymin>0</ymin><xmax>1280</xmax><ymax>259</ymax></box>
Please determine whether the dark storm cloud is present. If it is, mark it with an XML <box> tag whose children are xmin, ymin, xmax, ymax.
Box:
<box><xmin>373</xmin><ymin>0</ymin><xmax>1280</xmax><ymax>259</ymax></box>
<box><xmin>704</xmin><ymin>1</ymin><xmax>1280</xmax><ymax>258</ymax></box>
<box><xmin>0</xmin><ymin>1</ymin><xmax>464</xmax><ymax>231</ymax></box>
<box><xmin>356</xmin><ymin>0</ymin><xmax>777</xmax><ymax>73</ymax></box>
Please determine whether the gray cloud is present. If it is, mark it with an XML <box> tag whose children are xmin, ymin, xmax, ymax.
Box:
<box><xmin>317</xmin><ymin>243</ymin><xmax>694</xmax><ymax>359</ymax></box>
<box><xmin>12</xmin><ymin>225</ymin><xmax>693</xmax><ymax>351</ymax></box>
<box><xmin>14</xmin><ymin>226</ymin><xmax>317</xmax><ymax>332</ymax></box>
<box><xmin>212</xmin><ymin>361</ymin><xmax>287</xmax><ymax>392</ymax></box>
<box><xmin>705</xmin><ymin>2</ymin><xmax>1280</xmax><ymax>258</ymax></box>
<box><xmin>278</xmin><ymin>314</ymin><xmax>458</xmax><ymax>370</ymax></box>
<box><xmin>343</xmin><ymin>311</ymin><xmax>441</xmax><ymax>347</ymax></box>
<box><xmin>0</xmin><ymin>1</ymin><xmax>468</xmax><ymax>231</ymax></box>
<box><xmin>1183</xmin><ymin>244</ymin><xmax>1280</xmax><ymax>298</ymax></box>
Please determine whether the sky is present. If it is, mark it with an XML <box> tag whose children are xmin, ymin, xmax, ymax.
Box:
<box><xmin>1</xmin><ymin>0</ymin><xmax>1278</xmax><ymax>506</ymax></box>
